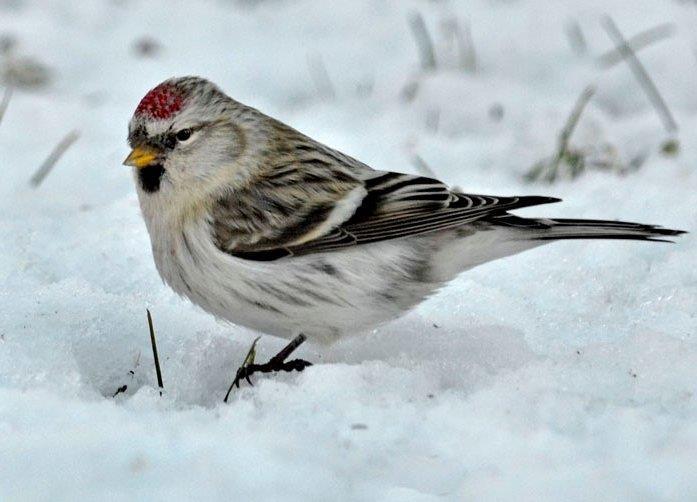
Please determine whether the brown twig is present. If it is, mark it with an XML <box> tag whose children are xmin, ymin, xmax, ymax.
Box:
<box><xmin>29</xmin><ymin>130</ymin><xmax>80</xmax><ymax>187</ymax></box>
<box><xmin>409</xmin><ymin>12</ymin><xmax>437</xmax><ymax>71</ymax></box>
<box><xmin>146</xmin><ymin>309</ymin><xmax>164</xmax><ymax>395</ymax></box>
<box><xmin>601</xmin><ymin>17</ymin><xmax>677</xmax><ymax>133</ymax></box>
<box><xmin>598</xmin><ymin>22</ymin><xmax>675</xmax><ymax>68</ymax></box>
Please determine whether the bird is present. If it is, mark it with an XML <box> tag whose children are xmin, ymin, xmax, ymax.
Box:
<box><xmin>124</xmin><ymin>76</ymin><xmax>685</xmax><ymax>393</ymax></box>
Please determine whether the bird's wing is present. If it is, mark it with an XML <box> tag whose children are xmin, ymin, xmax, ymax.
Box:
<box><xmin>212</xmin><ymin>167</ymin><xmax>561</xmax><ymax>261</ymax></box>
<box><xmin>210</xmin><ymin>167</ymin><xmax>366</xmax><ymax>255</ymax></box>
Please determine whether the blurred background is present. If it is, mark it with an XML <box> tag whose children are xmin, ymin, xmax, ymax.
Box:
<box><xmin>0</xmin><ymin>0</ymin><xmax>696</xmax><ymax>500</ymax></box>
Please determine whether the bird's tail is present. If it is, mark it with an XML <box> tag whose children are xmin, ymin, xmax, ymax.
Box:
<box><xmin>532</xmin><ymin>218</ymin><xmax>685</xmax><ymax>242</ymax></box>
<box><xmin>432</xmin><ymin>209</ymin><xmax>685</xmax><ymax>280</ymax></box>
<box><xmin>495</xmin><ymin>214</ymin><xmax>686</xmax><ymax>243</ymax></box>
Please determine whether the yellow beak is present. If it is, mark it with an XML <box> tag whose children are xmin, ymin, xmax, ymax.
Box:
<box><xmin>123</xmin><ymin>146</ymin><xmax>161</xmax><ymax>168</ymax></box>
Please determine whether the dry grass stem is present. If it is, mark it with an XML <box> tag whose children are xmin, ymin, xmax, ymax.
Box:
<box><xmin>565</xmin><ymin>20</ymin><xmax>587</xmax><ymax>56</ymax></box>
<box><xmin>307</xmin><ymin>54</ymin><xmax>335</xmax><ymax>99</ymax></box>
<box><xmin>526</xmin><ymin>86</ymin><xmax>596</xmax><ymax>183</ymax></box>
<box><xmin>0</xmin><ymin>86</ymin><xmax>11</xmax><ymax>127</ymax></box>
<box><xmin>601</xmin><ymin>17</ymin><xmax>677</xmax><ymax>133</ymax></box>
<box><xmin>29</xmin><ymin>130</ymin><xmax>80</xmax><ymax>187</ymax></box>
<box><xmin>147</xmin><ymin>309</ymin><xmax>164</xmax><ymax>395</ymax></box>
<box><xmin>409</xmin><ymin>12</ymin><xmax>437</xmax><ymax>71</ymax></box>
<box><xmin>598</xmin><ymin>22</ymin><xmax>675</xmax><ymax>68</ymax></box>
<box><xmin>459</xmin><ymin>20</ymin><xmax>477</xmax><ymax>73</ymax></box>
<box><xmin>411</xmin><ymin>154</ymin><xmax>438</xmax><ymax>179</ymax></box>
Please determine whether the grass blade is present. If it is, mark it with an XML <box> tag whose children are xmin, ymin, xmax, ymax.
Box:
<box><xmin>146</xmin><ymin>309</ymin><xmax>164</xmax><ymax>395</ymax></box>
<box><xmin>601</xmin><ymin>17</ymin><xmax>677</xmax><ymax>133</ymax></box>
<box><xmin>29</xmin><ymin>129</ymin><xmax>80</xmax><ymax>187</ymax></box>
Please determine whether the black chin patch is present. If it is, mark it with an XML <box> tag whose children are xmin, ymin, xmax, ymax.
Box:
<box><xmin>138</xmin><ymin>165</ymin><xmax>165</xmax><ymax>193</ymax></box>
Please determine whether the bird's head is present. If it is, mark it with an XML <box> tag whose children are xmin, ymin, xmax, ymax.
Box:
<box><xmin>125</xmin><ymin>76</ymin><xmax>247</xmax><ymax>195</ymax></box>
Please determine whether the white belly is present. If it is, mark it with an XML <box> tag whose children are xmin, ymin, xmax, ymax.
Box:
<box><xmin>148</xmin><ymin>218</ymin><xmax>443</xmax><ymax>343</ymax></box>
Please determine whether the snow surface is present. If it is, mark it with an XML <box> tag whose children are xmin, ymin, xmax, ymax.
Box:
<box><xmin>0</xmin><ymin>0</ymin><xmax>696</xmax><ymax>500</ymax></box>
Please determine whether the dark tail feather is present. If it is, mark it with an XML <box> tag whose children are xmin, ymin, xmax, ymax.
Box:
<box><xmin>507</xmin><ymin>196</ymin><xmax>562</xmax><ymax>210</ymax></box>
<box><xmin>492</xmin><ymin>214</ymin><xmax>686</xmax><ymax>243</ymax></box>
<box><xmin>530</xmin><ymin>218</ymin><xmax>686</xmax><ymax>243</ymax></box>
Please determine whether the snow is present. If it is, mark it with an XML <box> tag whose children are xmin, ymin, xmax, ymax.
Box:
<box><xmin>0</xmin><ymin>0</ymin><xmax>696</xmax><ymax>500</ymax></box>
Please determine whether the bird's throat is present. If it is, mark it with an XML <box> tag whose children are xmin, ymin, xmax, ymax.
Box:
<box><xmin>138</xmin><ymin>164</ymin><xmax>165</xmax><ymax>193</ymax></box>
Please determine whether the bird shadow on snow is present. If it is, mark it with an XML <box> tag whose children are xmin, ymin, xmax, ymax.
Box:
<box><xmin>73</xmin><ymin>312</ymin><xmax>539</xmax><ymax>409</ymax></box>
<box><xmin>323</xmin><ymin>315</ymin><xmax>539</xmax><ymax>393</ymax></box>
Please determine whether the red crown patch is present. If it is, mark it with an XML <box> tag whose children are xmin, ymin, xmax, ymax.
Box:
<box><xmin>135</xmin><ymin>83</ymin><xmax>184</xmax><ymax>120</ymax></box>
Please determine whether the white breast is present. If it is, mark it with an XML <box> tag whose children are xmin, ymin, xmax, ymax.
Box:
<box><xmin>140</xmin><ymin>205</ymin><xmax>445</xmax><ymax>343</ymax></box>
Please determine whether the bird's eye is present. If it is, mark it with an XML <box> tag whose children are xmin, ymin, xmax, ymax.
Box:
<box><xmin>176</xmin><ymin>129</ymin><xmax>192</xmax><ymax>141</ymax></box>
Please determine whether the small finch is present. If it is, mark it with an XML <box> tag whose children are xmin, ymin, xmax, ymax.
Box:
<box><xmin>124</xmin><ymin>76</ymin><xmax>685</xmax><ymax>390</ymax></box>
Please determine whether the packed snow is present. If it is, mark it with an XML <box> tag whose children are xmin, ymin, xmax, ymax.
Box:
<box><xmin>0</xmin><ymin>0</ymin><xmax>696</xmax><ymax>500</ymax></box>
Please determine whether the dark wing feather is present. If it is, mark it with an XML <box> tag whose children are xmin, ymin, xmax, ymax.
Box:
<box><xmin>219</xmin><ymin>170</ymin><xmax>560</xmax><ymax>261</ymax></box>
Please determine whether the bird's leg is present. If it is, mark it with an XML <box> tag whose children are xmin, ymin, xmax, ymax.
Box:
<box><xmin>224</xmin><ymin>334</ymin><xmax>312</xmax><ymax>402</ymax></box>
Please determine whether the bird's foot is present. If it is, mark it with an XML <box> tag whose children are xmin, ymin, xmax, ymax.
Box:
<box><xmin>223</xmin><ymin>334</ymin><xmax>312</xmax><ymax>402</ymax></box>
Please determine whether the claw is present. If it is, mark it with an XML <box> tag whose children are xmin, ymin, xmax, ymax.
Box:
<box><xmin>224</xmin><ymin>336</ymin><xmax>262</xmax><ymax>401</ymax></box>
<box><xmin>223</xmin><ymin>334</ymin><xmax>311</xmax><ymax>403</ymax></box>
<box><xmin>243</xmin><ymin>336</ymin><xmax>261</xmax><ymax>367</ymax></box>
